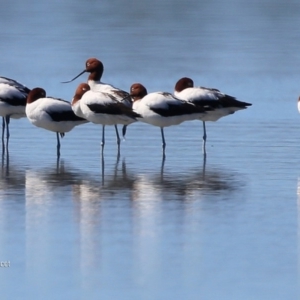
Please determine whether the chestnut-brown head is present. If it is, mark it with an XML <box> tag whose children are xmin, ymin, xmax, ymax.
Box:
<box><xmin>72</xmin><ymin>83</ymin><xmax>90</xmax><ymax>105</ymax></box>
<box><xmin>175</xmin><ymin>77</ymin><xmax>194</xmax><ymax>92</ymax></box>
<box><xmin>62</xmin><ymin>58</ymin><xmax>104</xmax><ymax>83</ymax></box>
<box><xmin>130</xmin><ymin>83</ymin><xmax>148</xmax><ymax>101</ymax></box>
<box><xmin>27</xmin><ymin>88</ymin><xmax>46</xmax><ymax>104</ymax></box>
<box><xmin>85</xmin><ymin>58</ymin><xmax>104</xmax><ymax>73</ymax></box>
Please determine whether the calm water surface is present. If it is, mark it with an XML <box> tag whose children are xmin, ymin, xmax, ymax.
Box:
<box><xmin>0</xmin><ymin>0</ymin><xmax>300</xmax><ymax>299</ymax></box>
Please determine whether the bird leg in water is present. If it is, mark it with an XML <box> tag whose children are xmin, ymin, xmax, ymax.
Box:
<box><xmin>101</xmin><ymin>125</ymin><xmax>105</xmax><ymax>151</ymax></box>
<box><xmin>5</xmin><ymin>116</ymin><xmax>10</xmax><ymax>150</ymax></box>
<box><xmin>2</xmin><ymin>117</ymin><xmax>5</xmax><ymax>151</ymax></box>
<box><xmin>202</xmin><ymin>121</ymin><xmax>207</xmax><ymax>155</ymax></box>
<box><xmin>160</xmin><ymin>127</ymin><xmax>166</xmax><ymax>157</ymax></box>
<box><xmin>114</xmin><ymin>125</ymin><xmax>121</xmax><ymax>156</ymax></box>
<box><xmin>56</xmin><ymin>132</ymin><xmax>61</xmax><ymax>158</ymax></box>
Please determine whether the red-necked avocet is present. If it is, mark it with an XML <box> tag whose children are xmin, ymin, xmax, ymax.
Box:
<box><xmin>72</xmin><ymin>83</ymin><xmax>140</xmax><ymax>155</ymax></box>
<box><xmin>62</xmin><ymin>58</ymin><xmax>132</xmax><ymax>145</ymax></box>
<box><xmin>130</xmin><ymin>83</ymin><xmax>206</xmax><ymax>157</ymax></box>
<box><xmin>26</xmin><ymin>87</ymin><xmax>88</xmax><ymax>158</ymax></box>
<box><xmin>174</xmin><ymin>77</ymin><xmax>252</xmax><ymax>154</ymax></box>
<box><xmin>0</xmin><ymin>76</ymin><xmax>30</xmax><ymax>150</ymax></box>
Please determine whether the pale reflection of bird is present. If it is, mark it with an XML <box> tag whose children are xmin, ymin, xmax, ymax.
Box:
<box><xmin>174</xmin><ymin>77</ymin><xmax>252</xmax><ymax>154</ymax></box>
<box><xmin>297</xmin><ymin>97</ymin><xmax>300</xmax><ymax>115</ymax></box>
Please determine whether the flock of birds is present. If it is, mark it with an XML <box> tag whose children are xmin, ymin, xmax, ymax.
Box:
<box><xmin>0</xmin><ymin>58</ymin><xmax>252</xmax><ymax>158</ymax></box>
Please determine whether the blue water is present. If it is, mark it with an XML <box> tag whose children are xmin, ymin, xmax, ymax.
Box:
<box><xmin>0</xmin><ymin>0</ymin><xmax>300</xmax><ymax>299</ymax></box>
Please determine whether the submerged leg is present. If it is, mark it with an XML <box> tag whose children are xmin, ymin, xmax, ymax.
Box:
<box><xmin>2</xmin><ymin>117</ymin><xmax>5</xmax><ymax>152</ymax></box>
<box><xmin>202</xmin><ymin>121</ymin><xmax>207</xmax><ymax>155</ymax></box>
<box><xmin>101</xmin><ymin>150</ymin><xmax>105</xmax><ymax>186</ymax></box>
<box><xmin>202</xmin><ymin>151</ymin><xmax>207</xmax><ymax>178</ymax></box>
<box><xmin>114</xmin><ymin>125</ymin><xmax>121</xmax><ymax>156</ymax></box>
<box><xmin>161</xmin><ymin>153</ymin><xmax>166</xmax><ymax>177</ymax></box>
<box><xmin>5</xmin><ymin>116</ymin><xmax>10</xmax><ymax>150</ymax></box>
<box><xmin>56</xmin><ymin>132</ymin><xmax>61</xmax><ymax>158</ymax></box>
<box><xmin>160</xmin><ymin>127</ymin><xmax>166</xmax><ymax>158</ymax></box>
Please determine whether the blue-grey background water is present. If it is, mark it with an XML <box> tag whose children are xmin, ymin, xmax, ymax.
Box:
<box><xmin>0</xmin><ymin>0</ymin><xmax>300</xmax><ymax>299</ymax></box>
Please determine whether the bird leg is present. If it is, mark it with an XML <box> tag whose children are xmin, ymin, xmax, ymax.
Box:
<box><xmin>101</xmin><ymin>125</ymin><xmax>105</xmax><ymax>153</ymax></box>
<box><xmin>161</xmin><ymin>154</ymin><xmax>166</xmax><ymax>177</ymax></box>
<box><xmin>114</xmin><ymin>125</ymin><xmax>121</xmax><ymax>156</ymax></box>
<box><xmin>56</xmin><ymin>132</ymin><xmax>61</xmax><ymax>158</ymax></box>
<box><xmin>160</xmin><ymin>127</ymin><xmax>166</xmax><ymax>157</ymax></box>
<box><xmin>2</xmin><ymin>117</ymin><xmax>5</xmax><ymax>152</ymax></box>
<box><xmin>202</xmin><ymin>121</ymin><xmax>207</xmax><ymax>155</ymax></box>
<box><xmin>5</xmin><ymin>116</ymin><xmax>10</xmax><ymax>150</ymax></box>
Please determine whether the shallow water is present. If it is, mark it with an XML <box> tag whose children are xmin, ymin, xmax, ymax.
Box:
<box><xmin>0</xmin><ymin>0</ymin><xmax>300</xmax><ymax>299</ymax></box>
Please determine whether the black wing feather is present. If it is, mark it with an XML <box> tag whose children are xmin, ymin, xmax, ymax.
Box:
<box><xmin>87</xmin><ymin>102</ymin><xmax>140</xmax><ymax>118</ymax></box>
<box><xmin>47</xmin><ymin>110</ymin><xmax>86</xmax><ymax>122</ymax></box>
<box><xmin>1</xmin><ymin>98</ymin><xmax>27</xmax><ymax>107</ymax></box>
<box><xmin>151</xmin><ymin>102</ymin><xmax>205</xmax><ymax>117</ymax></box>
<box><xmin>0</xmin><ymin>76</ymin><xmax>30</xmax><ymax>106</ymax></box>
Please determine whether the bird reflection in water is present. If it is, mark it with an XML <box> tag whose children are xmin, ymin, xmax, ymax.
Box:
<box><xmin>72</xmin><ymin>155</ymin><xmax>136</xmax><ymax>203</ymax></box>
<box><xmin>58</xmin><ymin>154</ymin><xmax>241</xmax><ymax>204</ymax></box>
<box><xmin>160</xmin><ymin>152</ymin><xmax>207</xmax><ymax>180</ymax></box>
<box><xmin>0</xmin><ymin>152</ymin><xmax>25</xmax><ymax>193</ymax></box>
<box><xmin>99</xmin><ymin>151</ymin><xmax>116</xmax><ymax>186</ymax></box>
<box><xmin>101</xmin><ymin>155</ymin><xmax>136</xmax><ymax>192</ymax></box>
<box><xmin>1</xmin><ymin>151</ymin><xmax>242</xmax><ymax>205</ymax></box>
<box><xmin>99</xmin><ymin>153</ymin><xmax>136</xmax><ymax>189</ymax></box>
<box><xmin>25</xmin><ymin>160</ymin><xmax>86</xmax><ymax>201</ymax></box>
<box><xmin>100</xmin><ymin>152</ymin><xmax>120</xmax><ymax>186</ymax></box>
<box><xmin>134</xmin><ymin>154</ymin><xmax>241</xmax><ymax>201</ymax></box>
<box><xmin>1</xmin><ymin>148</ymin><xmax>9</xmax><ymax>176</ymax></box>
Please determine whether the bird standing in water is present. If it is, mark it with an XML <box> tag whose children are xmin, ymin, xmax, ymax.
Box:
<box><xmin>174</xmin><ymin>77</ymin><xmax>252</xmax><ymax>154</ymax></box>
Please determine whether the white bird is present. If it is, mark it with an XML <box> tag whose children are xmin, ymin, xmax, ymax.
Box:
<box><xmin>26</xmin><ymin>87</ymin><xmax>88</xmax><ymax>158</ymax></box>
<box><xmin>72</xmin><ymin>83</ymin><xmax>140</xmax><ymax>155</ymax></box>
<box><xmin>63</xmin><ymin>58</ymin><xmax>132</xmax><ymax>144</ymax></box>
<box><xmin>174</xmin><ymin>77</ymin><xmax>252</xmax><ymax>154</ymax></box>
<box><xmin>0</xmin><ymin>76</ymin><xmax>30</xmax><ymax>150</ymax></box>
<box><xmin>129</xmin><ymin>83</ymin><xmax>206</xmax><ymax>156</ymax></box>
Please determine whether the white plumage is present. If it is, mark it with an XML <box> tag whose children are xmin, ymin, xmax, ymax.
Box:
<box><xmin>63</xmin><ymin>57</ymin><xmax>132</xmax><ymax>147</ymax></box>
<box><xmin>72</xmin><ymin>83</ymin><xmax>139</xmax><ymax>154</ymax></box>
<box><xmin>130</xmin><ymin>83</ymin><xmax>206</xmax><ymax>156</ymax></box>
<box><xmin>174</xmin><ymin>77</ymin><xmax>252</xmax><ymax>153</ymax></box>
<box><xmin>0</xmin><ymin>76</ymin><xmax>30</xmax><ymax>149</ymax></box>
<box><xmin>26</xmin><ymin>87</ymin><xmax>87</xmax><ymax>157</ymax></box>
